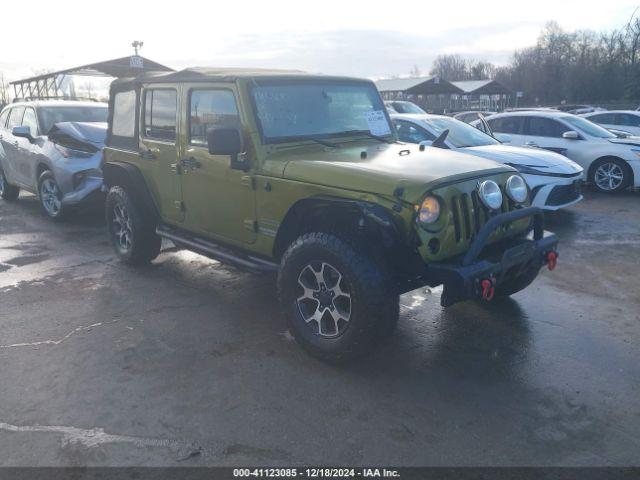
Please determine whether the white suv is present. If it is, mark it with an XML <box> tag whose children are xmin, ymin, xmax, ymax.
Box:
<box><xmin>485</xmin><ymin>111</ymin><xmax>640</xmax><ymax>193</ymax></box>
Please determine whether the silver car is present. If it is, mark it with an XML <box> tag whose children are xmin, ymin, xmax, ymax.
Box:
<box><xmin>0</xmin><ymin>100</ymin><xmax>108</xmax><ymax>219</ymax></box>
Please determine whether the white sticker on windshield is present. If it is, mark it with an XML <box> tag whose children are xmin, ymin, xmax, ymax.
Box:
<box><xmin>364</xmin><ymin>110</ymin><xmax>391</xmax><ymax>137</ymax></box>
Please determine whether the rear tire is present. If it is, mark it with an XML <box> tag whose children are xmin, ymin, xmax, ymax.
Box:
<box><xmin>590</xmin><ymin>158</ymin><xmax>631</xmax><ymax>193</ymax></box>
<box><xmin>0</xmin><ymin>167</ymin><xmax>20</xmax><ymax>201</ymax></box>
<box><xmin>106</xmin><ymin>186</ymin><xmax>161</xmax><ymax>265</ymax></box>
<box><xmin>278</xmin><ymin>232</ymin><xmax>399</xmax><ymax>363</ymax></box>
<box><xmin>37</xmin><ymin>170</ymin><xmax>67</xmax><ymax>220</ymax></box>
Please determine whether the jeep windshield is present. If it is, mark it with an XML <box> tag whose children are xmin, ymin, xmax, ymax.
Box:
<box><xmin>250</xmin><ymin>81</ymin><xmax>393</xmax><ymax>144</ymax></box>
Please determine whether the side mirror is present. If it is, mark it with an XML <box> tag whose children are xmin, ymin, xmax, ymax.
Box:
<box><xmin>562</xmin><ymin>130</ymin><xmax>580</xmax><ymax>140</ymax></box>
<box><xmin>207</xmin><ymin>127</ymin><xmax>248</xmax><ymax>171</ymax></box>
<box><xmin>12</xmin><ymin>126</ymin><xmax>34</xmax><ymax>143</ymax></box>
<box><xmin>495</xmin><ymin>133</ymin><xmax>511</xmax><ymax>143</ymax></box>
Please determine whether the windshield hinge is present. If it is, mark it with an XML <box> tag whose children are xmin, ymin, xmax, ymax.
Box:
<box><xmin>241</xmin><ymin>175</ymin><xmax>256</xmax><ymax>189</ymax></box>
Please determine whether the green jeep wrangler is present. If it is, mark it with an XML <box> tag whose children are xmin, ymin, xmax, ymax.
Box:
<box><xmin>102</xmin><ymin>68</ymin><xmax>559</xmax><ymax>362</ymax></box>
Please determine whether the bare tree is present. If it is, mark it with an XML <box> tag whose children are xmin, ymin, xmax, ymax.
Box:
<box><xmin>0</xmin><ymin>73</ymin><xmax>10</xmax><ymax>105</ymax></box>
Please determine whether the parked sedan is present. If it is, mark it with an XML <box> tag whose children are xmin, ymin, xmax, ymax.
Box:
<box><xmin>392</xmin><ymin>113</ymin><xmax>584</xmax><ymax>210</ymax></box>
<box><xmin>453</xmin><ymin>110</ymin><xmax>497</xmax><ymax>124</ymax></box>
<box><xmin>384</xmin><ymin>100</ymin><xmax>426</xmax><ymax>114</ymax></box>
<box><xmin>581</xmin><ymin>110</ymin><xmax>640</xmax><ymax>137</ymax></box>
<box><xmin>0</xmin><ymin>100</ymin><xmax>107</xmax><ymax>219</ymax></box>
<box><xmin>485</xmin><ymin>111</ymin><xmax>640</xmax><ymax>193</ymax></box>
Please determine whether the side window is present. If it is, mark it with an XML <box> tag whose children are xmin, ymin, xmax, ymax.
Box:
<box><xmin>526</xmin><ymin>117</ymin><xmax>569</xmax><ymax>138</ymax></box>
<box><xmin>590</xmin><ymin>113</ymin><xmax>615</xmax><ymax>124</ymax></box>
<box><xmin>22</xmin><ymin>108</ymin><xmax>39</xmax><ymax>137</ymax></box>
<box><xmin>488</xmin><ymin>116</ymin><xmax>522</xmax><ymax>134</ymax></box>
<box><xmin>394</xmin><ymin>121</ymin><xmax>435</xmax><ymax>143</ymax></box>
<box><xmin>189</xmin><ymin>89</ymin><xmax>239</xmax><ymax>146</ymax></box>
<box><xmin>143</xmin><ymin>89</ymin><xmax>177</xmax><ymax>141</ymax></box>
<box><xmin>617</xmin><ymin>113</ymin><xmax>640</xmax><ymax>127</ymax></box>
<box><xmin>0</xmin><ymin>109</ymin><xmax>9</xmax><ymax>129</ymax></box>
<box><xmin>7</xmin><ymin>107</ymin><xmax>25</xmax><ymax>130</ymax></box>
<box><xmin>112</xmin><ymin>90</ymin><xmax>137</xmax><ymax>138</ymax></box>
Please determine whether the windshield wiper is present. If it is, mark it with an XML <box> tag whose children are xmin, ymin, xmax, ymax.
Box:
<box><xmin>307</xmin><ymin>137</ymin><xmax>339</xmax><ymax>148</ymax></box>
<box><xmin>341</xmin><ymin>130</ymin><xmax>395</xmax><ymax>144</ymax></box>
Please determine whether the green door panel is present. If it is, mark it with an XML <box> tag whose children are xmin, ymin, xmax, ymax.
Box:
<box><xmin>178</xmin><ymin>83</ymin><xmax>257</xmax><ymax>245</ymax></box>
<box><xmin>139</xmin><ymin>84</ymin><xmax>184</xmax><ymax>224</ymax></box>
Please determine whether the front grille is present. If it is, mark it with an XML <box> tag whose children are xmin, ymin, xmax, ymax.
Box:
<box><xmin>546</xmin><ymin>180</ymin><xmax>581</xmax><ymax>207</ymax></box>
<box><xmin>450</xmin><ymin>190</ymin><xmax>513</xmax><ymax>244</ymax></box>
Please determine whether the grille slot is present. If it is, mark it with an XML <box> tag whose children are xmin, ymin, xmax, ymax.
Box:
<box><xmin>451</xmin><ymin>197</ymin><xmax>462</xmax><ymax>242</ymax></box>
<box><xmin>460</xmin><ymin>193</ymin><xmax>472</xmax><ymax>240</ymax></box>
<box><xmin>449</xmin><ymin>186</ymin><xmax>517</xmax><ymax>244</ymax></box>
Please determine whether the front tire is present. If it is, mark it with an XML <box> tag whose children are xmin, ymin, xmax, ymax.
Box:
<box><xmin>590</xmin><ymin>158</ymin><xmax>631</xmax><ymax>193</ymax></box>
<box><xmin>278</xmin><ymin>232</ymin><xmax>399</xmax><ymax>363</ymax></box>
<box><xmin>38</xmin><ymin>170</ymin><xmax>67</xmax><ymax>220</ymax></box>
<box><xmin>106</xmin><ymin>186</ymin><xmax>161</xmax><ymax>265</ymax></box>
<box><xmin>0</xmin><ymin>167</ymin><xmax>20</xmax><ymax>201</ymax></box>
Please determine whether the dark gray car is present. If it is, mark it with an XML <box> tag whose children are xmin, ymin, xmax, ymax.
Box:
<box><xmin>0</xmin><ymin>100</ymin><xmax>108</xmax><ymax>219</ymax></box>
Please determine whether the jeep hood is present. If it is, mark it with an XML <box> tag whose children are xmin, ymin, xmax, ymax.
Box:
<box><xmin>463</xmin><ymin>144</ymin><xmax>583</xmax><ymax>174</ymax></box>
<box><xmin>267</xmin><ymin>143</ymin><xmax>512</xmax><ymax>203</ymax></box>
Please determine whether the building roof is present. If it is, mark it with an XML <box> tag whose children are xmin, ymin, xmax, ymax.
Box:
<box><xmin>376</xmin><ymin>76</ymin><xmax>463</xmax><ymax>95</ymax></box>
<box><xmin>451</xmin><ymin>80</ymin><xmax>512</xmax><ymax>95</ymax></box>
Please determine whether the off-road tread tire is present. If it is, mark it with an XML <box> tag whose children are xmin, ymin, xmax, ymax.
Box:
<box><xmin>106</xmin><ymin>186</ymin><xmax>161</xmax><ymax>265</ymax></box>
<box><xmin>278</xmin><ymin>232</ymin><xmax>399</xmax><ymax>364</ymax></box>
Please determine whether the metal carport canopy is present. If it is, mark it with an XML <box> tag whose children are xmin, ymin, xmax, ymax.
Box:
<box><xmin>10</xmin><ymin>56</ymin><xmax>174</xmax><ymax>99</ymax></box>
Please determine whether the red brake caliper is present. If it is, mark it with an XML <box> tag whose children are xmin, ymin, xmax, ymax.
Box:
<box><xmin>480</xmin><ymin>276</ymin><xmax>496</xmax><ymax>301</ymax></box>
<box><xmin>546</xmin><ymin>251</ymin><xmax>558</xmax><ymax>271</ymax></box>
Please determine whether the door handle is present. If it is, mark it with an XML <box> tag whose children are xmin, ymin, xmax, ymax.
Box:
<box><xmin>525</xmin><ymin>141</ymin><xmax>539</xmax><ymax>147</ymax></box>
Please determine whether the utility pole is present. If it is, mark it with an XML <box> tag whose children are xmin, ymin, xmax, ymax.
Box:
<box><xmin>131</xmin><ymin>41</ymin><xmax>144</xmax><ymax>56</ymax></box>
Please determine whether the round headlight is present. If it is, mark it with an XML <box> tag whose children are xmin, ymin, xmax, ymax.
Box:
<box><xmin>478</xmin><ymin>180</ymin><xmax>503</xmax><ymax>210</ymax></box>
<box><xmin>418</xmin><ymin>196</ymin><xmax>440</xmax><ymax>224</ymax></box>
<box><xmin>506</xmin><ymin>175</ymin><xmax>528</xmax><ymax>203</ymax></box>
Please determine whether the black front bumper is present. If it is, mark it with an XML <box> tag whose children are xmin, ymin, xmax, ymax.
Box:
<box><xmin>426</xmin><ymin>207</ymin><xmax>558</xmax><ymax>307</ymax></box>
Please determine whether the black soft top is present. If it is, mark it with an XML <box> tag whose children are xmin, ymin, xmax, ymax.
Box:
<box><xmin>110</xmin><ymin>67</ymin><xmax>369</xmax><ymax>87</ymax></box>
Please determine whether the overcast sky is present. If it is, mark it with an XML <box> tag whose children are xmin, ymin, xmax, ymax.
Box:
<box><xmin>1</xmin><ymin>0</ymin><xmax>638</xmax><ymax>82</ymax></box>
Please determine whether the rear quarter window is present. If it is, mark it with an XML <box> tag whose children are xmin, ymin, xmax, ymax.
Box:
<box><xmin>488</xmin><ymin>116</ymin><xmax>523</xmax><ymax>134</ymax></box>
<box><xmin>112</xmin><ymin>91</ymin><xmax>137</xmax><ymax>138</ymax></box>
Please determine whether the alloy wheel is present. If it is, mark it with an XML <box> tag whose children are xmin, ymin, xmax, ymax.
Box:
<box><xmin>112</xmin><ymin>203</ymin><xmax>133</xmax><ymax>251</ymax></box>
<box><xmin>296</xmin><ymin>261</ymin><xmax>352</xmax><ymax>338</ymax></box>
<box><xmin>594</xmin><ymin>162</ymin><xmax>624</xmax><ymax>191</ymax></box>
<box><xmin>40</xmin><ymin>178</ymin><xmax>62</xmax><ymax>216</ymax></box>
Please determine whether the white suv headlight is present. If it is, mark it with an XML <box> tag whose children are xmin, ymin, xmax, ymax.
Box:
<box><xmin>506</xmin><ymin>175</ymin><xmax>528</xmax><ymax>203</ymax></box>
<box><xmin>478</xmin><ymin>180</ymin><xmax>503</xmax><ymax>210</ymax></box>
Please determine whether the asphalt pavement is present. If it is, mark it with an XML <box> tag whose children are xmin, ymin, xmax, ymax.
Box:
<box><xmin>0</xmin><ymin>191</ymin><xmax>639</xmax><ymax>466</ymax></box>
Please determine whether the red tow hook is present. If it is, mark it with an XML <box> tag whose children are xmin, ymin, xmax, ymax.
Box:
<box><xmin>480</xmin><ymin>276</ymin><xmax>496</xmax><ymax>301</ymax></box>
<box><xmin>546</xmin><ymin>251</ymin><xmax>558</xmax><ymax>271</ymax></box>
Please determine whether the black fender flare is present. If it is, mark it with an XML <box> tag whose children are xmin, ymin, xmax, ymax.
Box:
<box><xmin>103</xmin><ymin>161</ymin><xmax>159</xmax><ymax>220</ymax></box>
<box><xmin>273</xmin><ymin>195</ymin><xmax>407</xmax><ymax>259</ymax></box>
